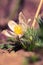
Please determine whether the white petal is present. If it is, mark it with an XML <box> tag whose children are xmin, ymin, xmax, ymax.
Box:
<box><xmin>2</xmin><ymin>30</ymin><xmax>13</xmax><ymax>37</ymax></box>
<box><xmin>19</xmin><ymin>12</ymin><xmax>27</xmax><ymax>32</ymax></box>
<box><xmin>8</xmin><ymin>20</ymin><xmax>18</xmax><ymax>32</ymax></box>
<box><xmin>28</xmin><ymin>19</ymin><xmax>31</xmax><ymax>24</ymax></box>
<box><xmin>19</xmin><ymin>12</ymin><xmax>26</xmax><ymax>24</ymax></box>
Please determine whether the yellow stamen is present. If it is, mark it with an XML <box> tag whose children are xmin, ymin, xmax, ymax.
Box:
<box><xmin>14</xmin><ymin>25</ymin><xmax>23</xmax><ymax>35</ymax></box>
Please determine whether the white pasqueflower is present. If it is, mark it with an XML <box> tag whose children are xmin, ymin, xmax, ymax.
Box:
<box><xmin>2</xmin><ymin>12</ymin><xmax>31</xmax><ymax>38</ymax></box>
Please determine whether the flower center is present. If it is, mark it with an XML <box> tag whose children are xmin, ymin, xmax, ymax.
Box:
<box><xmin>14</xmin><ymin>25</ymin><xmax>23</xmax><ymax>35</ymax></box>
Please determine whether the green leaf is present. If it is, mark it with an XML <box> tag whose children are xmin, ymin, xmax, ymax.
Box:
<box><xmin>7</xmin><ymin>37</ymin><xmax>16</xmax><ymax>42</ymax></box>
<box><xmin>35</xmin><ymin>39</ymin><xmax>43</xmax><ymax>47</ymax></box>
<box><xmin>0</xmin><ymin>44</ymin><xmax>4</xmax><ymax>49</ymax></box>
<box><xmin>20</xmin><ymin>28</ymin><xmax>39</xmax><ymax>51</ymax></box>
<box><xmin>5</xmin><ymin>44</ymin><xmax>14</xmax><ymax>49</ymax></box>
<box><xmin>22</xmin><ymin>58</ymin><xmax>28</xmax><ymax>65</ymax></box>
<box><xmin>37</xmin><ymin>16</ymin><xmax>43</xmax><ymax>37</ymax></box>
<box><xmin>26</xmin><ymin>56</ymin><xmax>40</xmax><ymax>63</ymax></box>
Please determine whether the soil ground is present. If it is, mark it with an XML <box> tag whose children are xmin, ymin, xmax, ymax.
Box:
<box><xmin>0</xmin><ymin>49</ymin><xmax>43</xmax><ymax>65</ymax></box>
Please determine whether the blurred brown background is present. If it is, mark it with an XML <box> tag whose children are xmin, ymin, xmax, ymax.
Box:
<box><xmin>0</xmin><ymin>0</ymin><xmax>43</xmax><ymax>28</ymax></box>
